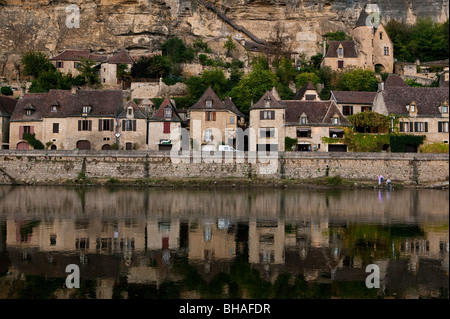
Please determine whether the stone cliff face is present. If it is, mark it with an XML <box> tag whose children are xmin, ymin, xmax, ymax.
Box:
<box><xmin>0</xmin><ymin>0</ymin><xmax>448</xmax><ymax>80</ymax></box>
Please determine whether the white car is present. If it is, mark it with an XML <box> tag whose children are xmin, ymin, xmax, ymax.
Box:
<box><xmin>218</xmin><ymin>145</ymin><xmax>236</xmax><ymax>152</ymax></box>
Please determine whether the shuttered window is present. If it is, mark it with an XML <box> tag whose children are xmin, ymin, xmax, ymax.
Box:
<box><xmin>260</xmin><ymin>111</ymin><xmax>275</xmax><ymax>120</ymax></box>
<box><xmin>78</xmin><ymin>120</ymin><xmax>92</xmax><ymax>131</ymax></box>
<box><xmin>163</xmin><ymin>122</ymin><xmax>170</xmax><ymax>133</ymax></box>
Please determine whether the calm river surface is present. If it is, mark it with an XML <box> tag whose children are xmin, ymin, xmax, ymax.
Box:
<box><xmin>0</xmin><ymin>186</ymin><xmax>448</xmax><ymax>299</ymax></box>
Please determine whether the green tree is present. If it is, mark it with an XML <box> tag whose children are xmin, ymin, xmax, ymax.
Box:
<box><xmin>78</xmin><ymin>58</ymin><xmax>99</xmax><ymax>86</ymax></box>
<box><xmin>295</xmin><ymin>72</ymin><xmax>321</xmax><ymax>88</ymax></box>
<box><xmin>0</xmin><ymin>86</ymin><xmax>13</xmax><ymax>96</ymax></box>
<box><xmin>193</xmin><ymin>38</ymin><xmax>212</xmax><ymax>53</ymax></box>
<box><xmin>229</xmin><ymin>64</ymin><xmax>278</xmax><ymax>114</ymax></box>
<box><xmin>161</xmin><ymin>37</ymin><xmax>195</xmax><ymax>64</ymax></box>
<box><xmin>185</xmin><ymin>68</ymin><xmax>227</xmax><ymax>100</ymax></box>
<box><xmin>325</xmin><ymin>31</ymin><xmax>352</xmax><ymax>41</ymax></box>
<box><xmin>21</xmin><ymin>50</ymin><xmax>55</xmax><ymax>79</ymax></box>
<box><xmin>276</xmin><ymin>57</ymin><xmax>296</xmax><ymax>87</ymax></box>
<box><xmin>337</xmin><ymin>68</ymin><xmax>379</xmax><ymax>91</ymax></box>
<box><xmin>28</xmin><ymin>69</ymin><xmax>74</xmax><ymax>93</ymax></box>
<box><xmin>224</xmin><ymin>36</ymin><xmax>237</xmax><ymax>57</ymax></box>
<box><xmin>116</xmin><ymin>63</ymin><xmax>131</xmax><ymax>89</ymax></box>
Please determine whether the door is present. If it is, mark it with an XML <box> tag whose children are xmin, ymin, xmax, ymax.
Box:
<box><xmin>125</xmin><ymin>142</ymin><xmax>133</xmax><ymax>150</ymax></box>
<box><xmin>102</xmin><ymin>144</ymin><xmax>112</xmax><ymax>150</ymax></box>
<box><xmin>77</xmin><ymin>140</ymin><xmax>91</xmax><ymax>150</ymax></box>
<box><xmin>17</xmin><ymin>142</ymin><xmax>30</xmax><ymax>150</ymax></box>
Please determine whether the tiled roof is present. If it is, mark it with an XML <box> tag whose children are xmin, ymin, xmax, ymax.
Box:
<box><xmin>283</xmin><ymin>100</ymin><xmax>350</xmax><ymax>126</ymax></box>
<box><xmin>0</xmin><ymin>95</ymin><xmax>17</xmax><ymax>116</ymax></box>
<box><xmin>354</xmin><ymin>9</ymin><xmax>369</xmax><ymax>28</ymax></box>
<box><xmin>331</xmin><ymin>91</ymin><xmax>377</xmax><ymax>104</ymax></box>
<box><xmin>249</xmin><ymin>91</ymin><xmax>285</xmax><ymax>110</ymax></box>
<box><xmin>325</xmin><ymin>41</ymin><xmax>358</xmax><ymax>58</ymax></box>
<box><xmin>50</xmin><ymin>49</ymin><xmax>107</xmax><ymax>63</ymax></box>
<box><xmin>189</xmin><ymin>87</ymin><xmax>244</xmax><ymax>116</ymax></box>
<box><xmin>380</xmin><ymin>87</ymin><xmax>449</xmax><ymax>116</ymax></box>
<box><xmin>384</xmin><ymin>74</ymin><xmax>409</xmax><ymax>87</ymax></box>
<box><xmin>10</xmin><ymin>89</ymin><xmax>123</xmax><ymax>121</ymax></box>
<box><xmin>294</xmin><ymin>81</ymin><xmax>318</xmax><ymax>100</ymax></box>
<box><xmin>118</xmin><ymin>100</ymin><xmax>147</xmax><ymax>119</ymax></box>
<box><xmin>106</xmin><ymin>49</ymin><xmax>135</xmax><ymax>64</ymax></box>
<box><xmin>150</xmin><ymin>97</ymin><xmax>185</xmax><ymax>122</ymax></box>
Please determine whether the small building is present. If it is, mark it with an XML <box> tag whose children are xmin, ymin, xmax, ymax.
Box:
<box><xmin>9</xmin><ymin>89</ymin><xmax>125</xmax><ymax>150</ymax></box>
<box><xmin>330</xmin><ymin>90</ymin><xmax>377</xmax><ymax>116</ymax></box>
<box><xmin>189</xmin><ymin>87</ymin><xmax>245</xmax><ymax>151</ymax></box>
<box><xmin>294</xmin><ymin>81</ymin><xmax>321</xmax><ymax>101</ymax></box>
<box><xmin>50</xmin><ymin>49</ymin><xmax>107</xmax><ymax>77</ymax></box>
<box><xmin>322</xmin><ymin>8</ymin><xmax>394</xmax><ymax>73</ymax></box>
<box><xmin>0</xmin><ymin>95</ymin><xmax>17</xmax><ymax>149</ymax></box>
<box><xmin>148</xmin><ymin>97</ymin><xmax>186</xmax><ymax>151</ymax></box>
<box><xmin>117</xmin><ymin>100</ymin><xmax>148</xmax><ymax>151</ymax></box>
<box><xmin>100</xmin><ymin>49</ymin><xmax>135</xmax><ymax>88</ymax></box>
<box><xmin>373</xmin><ymin>76</ymin><xmax>449</xmax><ymax>148</ymax></box>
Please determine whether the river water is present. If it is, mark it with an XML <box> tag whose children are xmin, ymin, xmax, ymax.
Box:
<box><xmin>0</xmin><ymin>185</ymin><xmax>448</xmax><ymax>299</ymax></box>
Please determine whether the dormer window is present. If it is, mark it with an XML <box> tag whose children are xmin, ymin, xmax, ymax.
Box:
<box><xmin>82</xmin><ymin>105</ymin><xmax>91</xmax><ymax>114</ymax></box>
<box><xmin>26</xmin><ymin>110</ymin><xmax>32</xmax><ymax>116</ymax></box>
<box><xmin>206</xmin><ymin>100</ymin><xmax>212</xmax><ymax>108</ymax></box>
<box><xmin>442</xmin><ymin>102</ymin><xmax>448</xmax><ymax>114</ymax></box>
<box><xmin>127</xmin><ymin>107</ymin><xmax>133</xmax><ymax>117</ymax></box>
<box><xmin>264</xmin><ymin>96</ymin><xmax>271</xmax><ymax>108</ymax></box>
<box><xmin>338</xmin><ymin>46</ymin><xmax>343</xmax><ymax>57</ymax></box>
<box><xmin>164</xmin><ymin>107</ymin><xmax>172</xmax><ymax>119</ymax></box>
<box><xmin>379</xmin><ymin>32</ymin><xmax>383</xmax><ymax>40</ymax></box>
<box><xmin>332</xmin><ymin>116</ymin><xmax>339</xmax><ymax>125</ymax></box>
<box><xmin>300</xmin><ymin>116</ymin><xmax>307</xmax><ymax>125</ymax></box>
<box><xmin>24</xmin><ymin>103</ymin><xmax>35</xmax><ymax>116</ymax></box>
<box><xmin>408</xmin><ymin>101</ymin><xmax>416</xmax><ymax>113</ymax></box>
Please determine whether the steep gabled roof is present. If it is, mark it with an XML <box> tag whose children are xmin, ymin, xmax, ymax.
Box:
<box><xmin>189</xmin><ymin>87</ymin><xmax>225</xmax><ymax>110</ymax></box>
<box><xmin>283</xmin><ymin>100</ymin><xmax>350</xmax><ymax>126</ymax></box>
<box><xmin>107</xmin><ymin>49</ymin><xmax>135</xmax><ymax>64</ymax></box>
<box><xmin>118</xmin><ymin>100</ymin><xmax>147</xmax><ymax>119</ymax></box>
<box><xmin>10</xmin><ymin>90</ymin><xmax>123</xmax><ymax>121</ymax></box>
<box><xmin>380</xmin><ymin>87</ymin><xmax>449</xmax><ymax>116</ymax></box>
<box><xmin>150</xmin><ymin>97</ymin><xmax>185</xmax><ymax>122</ymax></box>
<box><xmin>0</xmin><ymin>95</ymin><xmax>17</xmax><ymax>116</ymax></box>
<box><xmin>325</xmin><ymin>41</ymin><xmax>358</xmax><ymax>58</ymax></box>
<box><xmin>294</xmin><ymin>81</ymin><xmax>318</xmax><ymax>100</ymax></box>
<box><xmin>249</xmin><ymin>91</ymin><xmax>285</xmax><ymax>110</ymax></box>
<box><xmin>223</xmin><ymin>97</ymin><xmax>244</xmax><ymax>117</ymax></box>
<box><xmin>384</xmin><ymin>74</ymin><xmax>409</xmax><ymax>88</ymax></box>
<box><xmin>331</xmin><ymin>91</ymin><xmax>377</xmax><ymax>105</ymax></box>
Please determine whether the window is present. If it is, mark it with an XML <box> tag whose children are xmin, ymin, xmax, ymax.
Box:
<box><xmin>127</xmin><ymin>107</ymin><xmax>133</xmax><ymax>116</ymax></box>
<box><xmin>399</xmin><ymin>122</ymin><xmax>410</xmax><ymax>132</ymax></box>
<box><xmin>338</xmin><ymin>47</ymin><xmax>343</xmax><ymax>57</ymax></box>
<box><xmin>53</xmin><ymin>123</ymin><xmax>59</xmax><ymax>134</ymax></box>
<box><xmin>51</xmin><ymin>105</ymin><xmax>58</xmax><ymax>112</ymax></box>
<box><xmin>305</xmin><ymin>94</ymin><xmax>316</xmax><ymax>100</ymax></box>
<box><xmin>332</xmin><ymin>117</ymin><xmax>339</xmax><ymax>125</ymax></box>
<box><xmin>19</xmin><ymin>126</ymin><xmax>32</xmax><ymax>139</ymax></box>
<box><xmin>442</xmin><ymin>104</ymin><xmax>448</xmax><ymax>114</ymax></box>
<box><xmin>380</xmin><ymin>32</ymin><xmax>383</xmax><ymax>40</ymax></box>
<box><xmin>230</xmin><ymin>116</ymin><xmax>235</xmax><ymax>124</ymax></box>
<box><xmin>384</xmin><ymin>47</ymin><xmax>389</xmax><ymax>56</ymax></box>
<box><xmin>205</xmin><ymin>111</ymin><xmax>216</xmax><ymax>121</ymax></box>
<box><xmin>206</xmin><ymin>100</ymin><xmax>212</xmax><ymax>108</ymax></box>
<box><xmin>414</xmin><ymin>122</ymin><xmax>428</xmax><ymax>132</ymax></box>
<box><xmin>74</xmin><ymin>62</ymin><xmax>80</xmax><ymax>69</ymax></box>
<box><xmin>103</xmin><ymin>119</ymin><xmax>111</xmax><ymax>131</ymax></box>
<box><xmin>300</xmin><ymin>116</ymin><xmax>307</xmax><ymax>124</ymax></box>
<box><xmin>297</xmin><ymin>128</ymin><xmax>311</xmax><ymax>138</ymax></box>
<box><xmin>163</xmin><ymin>122</ymin><xmax>170</xmax><ymax>134</ymax></box>
<box><xmin>204</xmin><ymin>129</ymin><xmax>213</xmax><ymax>142</ymax></box>
<box><xmin>82</xmin><ymin>106</ymin><xmax>91</xmax><ymax>114</ymax></box>
<box><xmin>338</xmin><ymin>60</ymin><xmax>344</xmax><ymax>69</ymax></box>
<box><xmin>164</xmin><ymin>108</ymin><xmax>172</xmax><ymax>119</ymax></box>
<box><xmin>122</xmin><ymin>119</ymin><xmax>136</xmax><ymax>131</ymax></box>
<box><xmin>56</xmin><ymin>61</ymin><xmax>64</xmax><ymax>68</ymax></box>
<box><xmin>50</xmin><ymin>234</ymin><xmax>57</xmax><ymax>246</ymax></box>
<box><xmin>260</xmin><ymin>128</ymin><xmax>275</xmax><ymax>138</ymax></box>
<box><xmin>25</xmin><ymin>109</ymin><xmax>32</xmax><ymax>116</ymax></box>
<box><xmin>264</xmin><ymin>97</ymin><xmax>271</xmax><ymax>108</ymax></box>
<box><xmin>438</xmin><ymin>121</ymin><xmax>449</xmax><ymax>133</ymax></box>
<box><xmin>260</xmin><ymin>110</ymin><xmax>275</xmax><ymax>120</ymax></box>
<box><xmin>78</xmin><ymin>120</ymin><xmax>92</xmax><ymax>131</ymax></box>
<box><xmin>361</xmin><ymin>106</ymin><xmax>372</xmax><ymax>112</ymax></box>
<box><xmin>409</xmin><ymin>103</ymin><xmax>416</xmax><ymax>113</ymax></box>
<box><xmin>343</xmin><ymin>105</ymin><xmax>353</xmax><ymax>116</ymax></box>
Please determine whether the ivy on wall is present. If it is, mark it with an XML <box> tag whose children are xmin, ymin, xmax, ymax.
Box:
<box><xmin>22</xmin><ymin>133</ymin><xmax>45</xmax><ymax>150</ymax></box>
<box><xmin>390</xmin><ymin>134</ymin><xmax>426</xmax><ymax>153</ymax></box>
<box><xmin>285</xmin><ymin>137</ymin><xmax>298</xmax><ymax>151</ymax></box>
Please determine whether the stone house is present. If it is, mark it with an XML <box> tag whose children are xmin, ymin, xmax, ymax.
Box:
<box><xmin>9</xmin><ymin>89</ymin><xmax>133</xmax><ymax>151</ymax></box>
<box><xmin>249</xmin><ymin>88</ymin><xmax>350</xmax><ymax>152</ymax></box>
<box><xmin>0</xmin><ymin>95</ymin><xmax>17</xmax><ymax>149</ymax></box>
<box><xmin>100</xmin><ymin>49</ymin><xmax>135</xmax><ymax>88</ymax></box>
<box><xmin>189</xmin><ymin>87</ymin><xmax>245</xmax><ymax>150</ymax></box>
<box><xmin>330</xmin><ymin>90</ymin><xmax>377</xmax><ymax>116</ymax></box>
<box><xmin>117</xmin><ymin>100</ymin><xmax>148</xmax><ymax>151</ymax></box>
<box><xmin>322</xmin><ymin>9</ymin><xmax>394</xmax><ymax>73</ymax></box>
<box><xmin>148</xmin><ymin>97</ymin><xmax>186</xmax><ymax>151</ymax></box>
<box><xmin>294</xmin><ymin>81</ymin><xmax>321</xmax><ymax>101</ymax></box>
<box><xmin>50</xmin><ymin>49</ymin><xmax>107</xmax><ymax>77</ymax></box>
<box><xmin>373</xmin><ymin>76</ymin><xmax>449</xmax><ymax>148</ymax></box>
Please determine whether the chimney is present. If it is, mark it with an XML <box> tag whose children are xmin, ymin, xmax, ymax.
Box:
<box><xmin>71</xmin><ymin>86</ymin><xmax>78</xmax><ymax>94</ymax></box>
<box><xmin>378</xmin><ymin>82</ymin><xmax>385</xmax><ymax>92</ymax></box>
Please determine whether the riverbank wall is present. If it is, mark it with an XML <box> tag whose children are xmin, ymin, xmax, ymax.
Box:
<box><xmin>0</xmin><ymin>150</ymin><xmax>448</xmax><ymax>187</ymax></box>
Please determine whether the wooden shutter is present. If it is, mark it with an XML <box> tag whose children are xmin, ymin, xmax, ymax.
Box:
<box><xmin>425</xmin><ymin>122</ymin><xmax>428</xmax><ymax>132</ymax></box>
<box><xmin>133</xmin><ymin>120</ymin><xmax>136</xmax><ymax>131</ymax></box>
<box><xmin>409</xmin><ymin>122</ymin><xmax>413</xmax><ymax>133</ymax></box>
<box><xmin>163</xmin><ymin>122</ymin><xmax>170</xmax><ymax>133</ymax></box>
<box><xmin>110</xmin><ymin>119</ymin><xmax>114</xmax><ymax>131</ymax></box>
<box><xmin>414</xmin><ymin>122</ymin><xmax>418</xmax><ymax>132</ymax></box>
<box><xmin>30</xmin><ymin>126</ymin><xmax>34</xmax><ymax>134</ymax></box>
<box><xmin>19</xmin><ymin>126</ymin><xmax>24</xmax><ymax>139</ymax></box>
<box><xmin>271</xmin><ymin>111</ymin><xmax>275</xmax><ymax>119</ymax></box>
<box><xmin>98</xmin><ymin>119</ymin><xmax>103</xmax><ymax>131</ymax></box>
<box><xmin>122</xmin><ymin>120</ymin><xmax>126</xmax><ymax>131</ymax></box>
<box><xmin>260</xmin><ymin>111</ymin><xmax>264</xmax><ymax>120</ymax></box>
<box><xmin>88</xmin><ymin>120</ymin><xmax>92</xmax><ymax>131</ymax></box>
<box><xmin>205</xmin><ymin>112</ymin><xmax>208</xmax><ymax>121</ymax></box>
<box><xmin>212</xmin><ymin>112</ymin><xmax>216</xmax><ymax>121</ymax></box>
<box><xmin>399</xmin><ymin>122</ymin><xmax>403</xmax><ymax>132</ymax></box>
<box><xmin>438</xmin><ymin>122</ymin><xmax>443</xmax><ymax>132</ymax></box>
<box><xmin>78</xmin><ymin>120</ymin><xmax>82</xmax><ymax>131</ymax></box>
